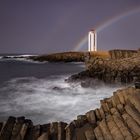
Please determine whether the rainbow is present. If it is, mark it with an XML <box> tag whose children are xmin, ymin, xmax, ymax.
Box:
<box><xmin>73</xmin><ymin>6</ymin><xmax>140</xmax><ymax>51</ymax></box>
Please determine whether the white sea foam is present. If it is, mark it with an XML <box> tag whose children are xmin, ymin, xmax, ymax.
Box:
<box><xmin>0</xmin><ymin>76</ymin><xmax>120</xmax><ymax>124</ymax></box>
<box><xmin>0</xmin><ymin>54</ymin><xmax>47</xmax><ymax>64</ymax></box>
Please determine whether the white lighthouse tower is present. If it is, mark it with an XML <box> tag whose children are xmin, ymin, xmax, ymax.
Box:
<box><xmin>88</xmin><ymin>30</ymin><xmax>97</xmax><ymax>52</ymax></box>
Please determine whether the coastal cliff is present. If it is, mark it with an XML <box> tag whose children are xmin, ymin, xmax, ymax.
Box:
<box><xmin>68</xmin><ymin>49</ymin><xmax>140</xmax><ymax>86</ymax></box>
<box><xmin>0</xmin><ymin>85</ymin><xmax>140</xmax><ymax>140</ymax></box>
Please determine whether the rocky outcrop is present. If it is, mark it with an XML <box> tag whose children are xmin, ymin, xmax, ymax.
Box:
<box><xmin>0</xmin><ymin>86</ymin><xmax>140</xmax><ymax>140</ymax></box>
<box><xmin>68</xmin><ymin>51</ymin><xmax>140</xmax><ymax>86</ymax></box>
<box><xmin>109</xmin><ymin>49</ymin><xmax>138</xmax><ymax>59</ymax></box>
<box><xmin>29</xmin><ymin>51</ymin><xmax>110</xmax><ymax>63</ymax></box>
<box><xmin>29</xmin><ymin>52</ymin><xmax>86</xmax><ymax>62</ymax></box>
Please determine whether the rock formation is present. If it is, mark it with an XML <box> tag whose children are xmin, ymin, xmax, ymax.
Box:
<box><xmin>29</xmin><ymin>52</ymin><xmax>86</xmax><ymax>62</ymax></box>
<box><xmin>68</xmin><ymin>49</ymin><xmax>140</xmax><ymax>86</ymax></box>
<box><xmin>0</xmin><ymin>84</ymin><xmax>140</xmax><ymax>140</ymax></box>
<box><xmin>109</xmin><ymin>49</ymin><xmax>138</xmax><ymax>59</ymax></box>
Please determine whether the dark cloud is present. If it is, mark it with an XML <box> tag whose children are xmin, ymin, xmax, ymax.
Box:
<box><xmin>0</xmin><ymin>0</ymin><xmax>140</xmax><ymax>54</ymax></box>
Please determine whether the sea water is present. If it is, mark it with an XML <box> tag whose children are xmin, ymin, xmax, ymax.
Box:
<box><xmin>0</xmin><ymin>56</ymin><xmax>119</xmax><ymax>124</ymax></box>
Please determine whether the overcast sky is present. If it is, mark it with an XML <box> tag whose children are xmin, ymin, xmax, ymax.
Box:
<box><xmin>0</xmin><ymin>0</ymin><xmax>140</xmax><ymax>54</ymax></box>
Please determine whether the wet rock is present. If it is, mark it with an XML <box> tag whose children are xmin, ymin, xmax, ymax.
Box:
<box><xmin>99</xmin><ymin>107</ymin><xmax>105</xmax><ymax>119</ymax></box>
<box><xmin>40</xmin><ymin>123</ymin><xmax>50</xmax><ymax>135</ymax></box>
<box><xmin>0</xmin><ymin>122</ymin><xmax>3</xmax><ymax>133</ymax></box>
<box><xmin>106</xmin><ymin>115</ymin><xmax>124</xmax><ymax>140</ymax></box>
<box><xmin>112</xmin><ymin>114</ymin><xmax>133</xmax><ymax>140</ymax></box>
<box><xmin>73</xmin><ymin>124</ymin><xmax>93</xmax><ymax>140</ymax></box>
<box><xmin>0</xmin><ymin>86</ymin><xmax>140</xmax><ymax>140</ymax></box>
<box><xmin>50</xmin><ymin>122</ymin><xmax>58</xmax><ymax>140</ymax></box>
<box><xmin>85</xmin><ymin>127</ymin><xmax>96</xmax><ymax>140</ymax></box>
<box><xmin>135</xmin><ymin>82</ymin><xmax>140</xmax><ymax>89</ymax></box>
<box><xmin>95</xmin><ymin>109</ymin><xmax>102</xmax><ymax>121</ymax></box>
<box><xmin>94</xmin><ymin>126</ymin><xmax>104</xmax><ymax>140</ymax></box>
<box><xmin>109</xmin><ymin>49</ymin><xmax>138</xmax><ymax>59</ymax></box>
<box><xmin>85</xmin><ymin>110</ymin><xmax>96</xmax><ymax>125</ymax></box>
<box><xmin>0</xmin><ymin>116</ymin><xmax>16</xmax><ymax>140</ymax></box>
<box><xmin>30</xmin><ymin>52</ymin><xmax>86</xmax><ymax>62</ymax></box>
<box><xmin>58</xmin><ymin>122</ymin><xmax>67</xmax><ymax>140</ymax></box>
<box><xmin>37</xmin><ymin>133</ymin><xmax>49</xmax><ymax>140</ymax></box>
<box><xmin>20</xmin><ymin>123</ymin><xmax>29</xmax><ymax>140</ymax></box>
<box><xmin>23</xmin><ymin>119</ymin><xmax>34</xmax><ymax>140</ymax></box>
<box><xmin>77</xmin><ymin>115</ymin><xmax>88</xmax><ymax>127</ymax></box>
<box><xmin>98</xmin><ymin>119</ymin><xmax>113</xmax><ymax>140</ymax></box>
<box><xmin>122</xmin><ymin>113</ymin><xmax>140</xmax><ymax>137</ymax></box>
<box><xmin>125</xmin><ymin>104</ymin><xmax>140</xmax><ymax>126</ymax></box>
<box><xmin>11</xmin><ymin>116</ymin><xmax>25</xmax><ymax>140</ymax></box>
<box><xmin>69</xmin><ymin>49</ymin><xmax>140</xmax><ymax>86</ymax></box>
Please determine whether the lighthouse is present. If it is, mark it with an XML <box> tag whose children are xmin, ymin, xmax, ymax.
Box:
<box><xmin>88</xmin><ymin>30</ymin><xmax>97</xmax><ymax>52</ymax></box>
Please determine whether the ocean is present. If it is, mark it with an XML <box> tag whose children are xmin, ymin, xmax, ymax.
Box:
<box><xmin>0</xmin><ymin>55</ymin><xmax>119</xmax><ymax>124</ymax></box>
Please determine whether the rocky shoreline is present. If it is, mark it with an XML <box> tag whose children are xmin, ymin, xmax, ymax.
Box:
<box><xmin>0</xmin><ymin>83</ymin><xmax>140</xmax><ymax>140</ymax></box>
<box><xmin>68</xmin><ymin>49</ymin><xmax>140</xmax><ymax>87</ymax></box>
<box><xmin>0</xmin><ymin>49</ymin><xmax>140</xmax><ymax>140</ymax></box>
<box><xmin>29</xmin><ymin>52</ymin><xmax>86</xmax><ymax>62</ymax></box>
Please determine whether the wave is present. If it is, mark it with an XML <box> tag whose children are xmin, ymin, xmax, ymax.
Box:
<box><xmin>0</xmin><ymin>54</ymin><xmax>47</xmax><ymax>64</ymax></box>
<box><xmin>0</xmin><ymin>75</ymin><xmax>120</xmax><ymax>124</ymax></box>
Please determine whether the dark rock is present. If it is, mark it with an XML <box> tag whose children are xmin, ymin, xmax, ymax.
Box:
<box><xmin>58</xmin><ymin>122</ymin><xmax>67</xmax><ymax>140</ymax></box>
<box><xmin>30</xmin><ymin>52</ymin><xmax>86</xmax><ymax>62</ymax></box>
<box><xmin>135</xmin><ymin>82</ymin><xmax>140</xmax><ymax>89</ymax></box>
<box><xmin>69</xmin><ymin>50</ymin><xmax>140</xmax><ymax>86</ymax></box>
<box><xmin>23</xmin><ymin>120</ymin><xmax>34</xmax><ymax>140</ymax></box>
<box><xmin>50</xmin><ymin>122</ymin><xmax>58</xmax><ymax>140</ymax></box>
<box><xmin>0</xmin><ymin>116</ymin><xmax>16</xmax><ymax>140</ymax></box>
<box><xmin>0</xmin><ymin>122</ymin><xmax>3</xmax><ymax>133</ymax></box>
<box><xmin>11</xmin><ymin>116</ymin><xmax>25</xmax><ymax>140</ymax></box>
<box><xmin>37</xmin><ymin>132</ymin><xmax>49</xmax><ymax>140</ymax></box>
<box><xmin>65</xmin><ymin>122</ymin><xmax>75</xmax><ymax>140</ymax></box>
<box><xmin>85</xmin><ymin>110</ymin><xmax>96</xmax><ymax>125</ymax></box>
<box><xmin>40</xmin><ymin>124</ymin><xmax>50</xmax><ymax>135</ymax></box>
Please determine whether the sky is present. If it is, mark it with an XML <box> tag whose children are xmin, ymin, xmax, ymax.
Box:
<box><xmin>0</xmin><ymin>0</ymin><xmax>140</xmax><ymax>54</ymax></box>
